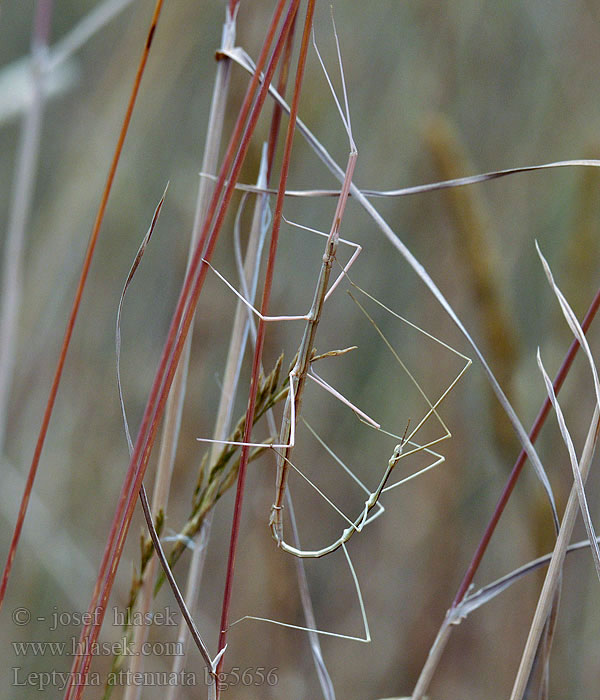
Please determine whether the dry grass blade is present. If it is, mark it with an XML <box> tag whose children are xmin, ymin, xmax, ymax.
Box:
<box><xmin>113</xmin><ymin>182</ymin><xmax>216</xmax><ymax>685</ymax></box>
<box><xmin>201</xmin><ymin>159</ymin><xmax>600</xmax><ymax>200</ymax></box>
<box><xmin>0</xmin><ymin>0</ymin><xmax>166</xmax><ymax>612</ymax></box>
<box><xmin>454</xmin><ymin>535</ymin><xmax>600</xmax><ymax>621</ymax></box>
<box><xmin>116</xmin><ymin>183</ymin><xmax>168</xmax><ymax>453</ymax></box>
<box><xmin>537</xmin><ymin>242</ymin><xmax>600</xmax><ymax>409</ymax></box>
<box><xmin>537</xmin><ymin>352</ymin><xmax>600</xmax><ymax>578</ymax></box>
<box><xmin>411</xmin><ymin>286</ymin><xmax>600</xmax><ymax>700</ymax></box>
<box><xmin>509</xmin><ymin>406</ymin><xmax>600</xmax><ymax>700</ymax></box>
<box><xmin>106</xmin><ymin>356</ymin><xmax>286</xmax><ymax>695</ymax></box>
<box><xmin>137</xmin><ymin>484</ymin><xmax>215</xmax><ymax>680</ymax></box>
<box><xmin>536</xmin><ymin>244</ymin><xmax>600</xmax><ymax>578</ymax></box>
<box><xmin>508</xmin><ymin>247</ymin><xmax>600</xmax><ymax>700</ymax></box>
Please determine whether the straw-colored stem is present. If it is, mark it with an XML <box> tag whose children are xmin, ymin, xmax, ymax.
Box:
<box><xmin>509</xmin><ymin>408</ymin><xmax>600</xmax><ymax>700</ymax></box>
<box><xmin>410</xmin><ymin>615</ymin><xmax>454</xmax><ymax>700</ymax></box>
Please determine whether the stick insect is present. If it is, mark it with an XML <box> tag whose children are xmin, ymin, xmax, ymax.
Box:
<box><xmin>197</xmin><ymin>24</ymin><xmax>471</xmax><ymax>638</ymax></box>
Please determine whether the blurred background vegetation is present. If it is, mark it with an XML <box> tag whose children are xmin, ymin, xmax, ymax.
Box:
<box><xmin>1</xmin><ymin>1</ymin><xmax>600</xmax><ymax>698</ymax></box>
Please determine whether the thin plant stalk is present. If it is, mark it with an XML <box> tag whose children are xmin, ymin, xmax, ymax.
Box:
<box><xmin>0</xmin><ymin>0</ymin><xmax>165</xmax><ymax>610</ymax></box>
<box><xmin>166</xmin><ymin>150</ymin><xmax>270</xmax><ymax>698</ymax></box>
<box><xmin>0</xmin><ymin>0</ymin><xmax>53</xmax><ymax>455</ymax></box>
<box><xmin>409</xmin><ymin>285</ymin><xmax>600</xmax><ymax>700</ymax></box>
<box><xmin>452</xmin><ymin>293</ymin><xmax>600</xmax><ymax>603</ymax></box>
<box><xmin>165</xmin><ymin>11</ymin><xmax>296</xmax><ymax>683</ymax></box>
<box><xmin>137</xmin><ymin>484</ymin><xmax>215</xmax><ymax>678</ymax></box>
<box><xmin>125</xmin><ymin>7</ymin><xmax>238</xmax><ymax>696</ymax></box>
<box><xmin>215</xmin><ymin>0</ymin><xmax>314</xmax><ymax>685</ymax></box>
<box><xmin>65</xmin><ymin>4</ymin><xmax>298</xmax><ymax>695</ymax></box>
<box><xmin>509</xmin><ymin>408</ymin><xmax>600</xmax><ymax>700</ymax></box>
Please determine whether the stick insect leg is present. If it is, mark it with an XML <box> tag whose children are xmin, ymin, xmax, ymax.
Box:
<box><xmin>202</xmin><ymin>258</ymin><xmax>311</xmax><ymax>323</ymax></box>
<box><xmin>230</xmin><ymin>542</ymin><xmax>371</xmax><ymax>643</ymax></box>
<box><xmin>196</xmin><ymin>373</ymin><xmax>297</xmax><ymax>450</ymax></box>
<box><xmin>196</xmin><ymin>215</ymin><xmax>365</xmax><ymax>453</ymax></box>
<box><xmin>271</xmin><ymin>274</ymin><xmax>471</xmax><ymax>556</ymax></box>
<box><xmin>282</xmin><ymin>216</ymin><xmax>363</xmax><ymax>301</ymax></box>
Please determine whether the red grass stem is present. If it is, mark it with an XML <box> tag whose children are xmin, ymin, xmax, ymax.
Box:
<box><xmin>452</xmin><ymin>285</ymin><xmax>600</xmax><ymax>608</ymax></box>
<box><xmin>215</xmin><ymin>0</ymin><xmax>315</xmax><ymax>688</ymax></box>
<box><xmin>0</xmin><ymin>0</ymin><xmax>165</xmax><ymax>611</ymax></box>
<box><xmin>266</xmin><ymin>11</ymin><xmax>297</xmax><ymax>181</ymax></box>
